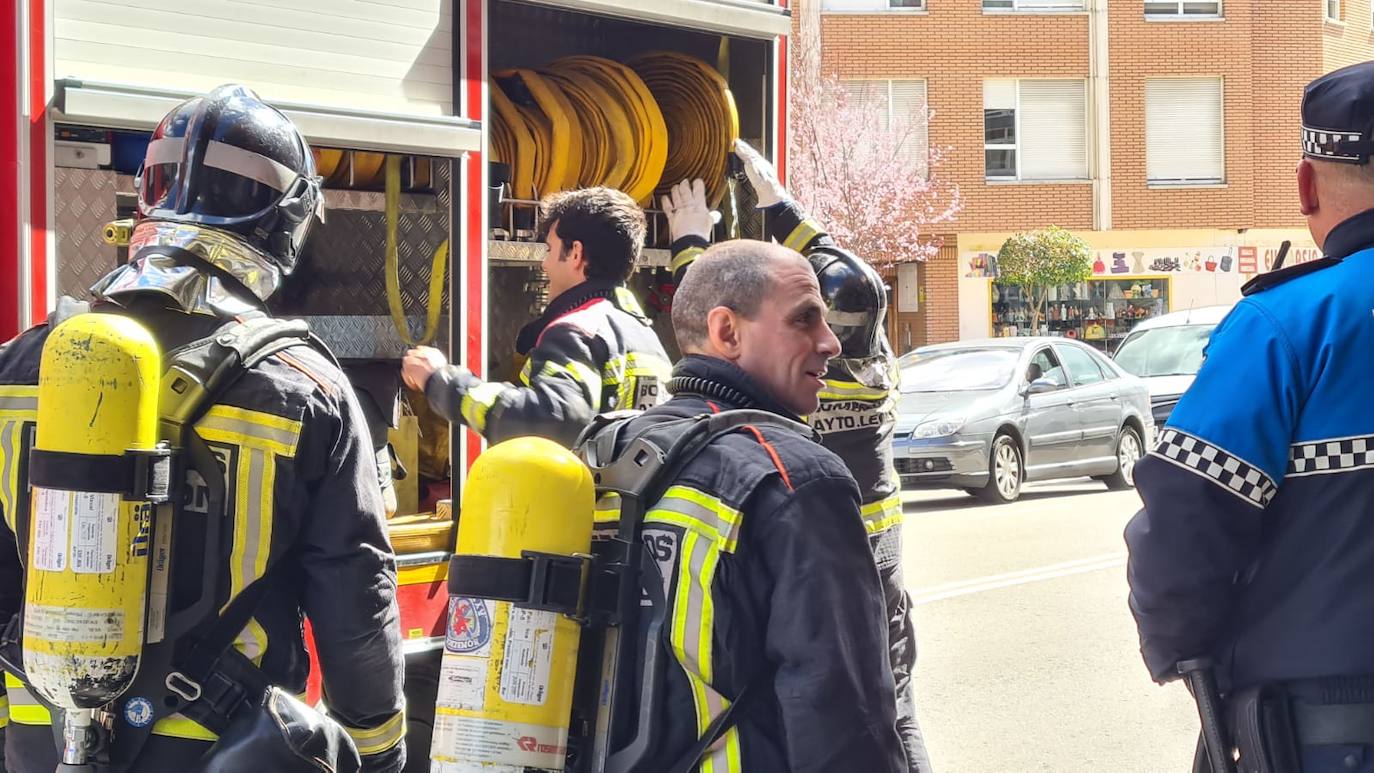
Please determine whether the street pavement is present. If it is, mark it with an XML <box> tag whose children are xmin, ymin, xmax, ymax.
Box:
<box><xmin>902</xmin><ymin>479</ymin><xmax>1199</xmax><ymax>772</ymax></box>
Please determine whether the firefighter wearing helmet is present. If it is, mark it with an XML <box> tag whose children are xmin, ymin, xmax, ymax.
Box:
<box><xmin>664</xmin><ymin>139</ymin><xmax>933</xmax><ymax>772</ymax></box>
<box><xmin>0</xmin><ymin>84</ymin><xmax>406</xmax><ymax>772</ymax></box>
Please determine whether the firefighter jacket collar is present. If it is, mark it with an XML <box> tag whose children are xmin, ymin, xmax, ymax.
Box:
<box><xmin>1322</xmin><ymin>206</ymin><xmax>1374</xmax><ymax>261</ymax></box>
<box><xmin>667</xmin><ymin>354</ymin><xmax>805</xmax><ymax>424</ymax></box>
<box><xmin>515</xmin><ymin>278</ymin><xmax>641</xmax><ymax>355</ymax></box>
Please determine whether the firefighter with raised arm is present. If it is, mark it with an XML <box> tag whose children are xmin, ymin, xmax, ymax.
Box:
<box><xmin>0</xmin><ymin>85</ymin><xmax>406</xmax><ymax>772</ymax></box>
<box><xmin>401</xmin><ymin>188</ymin><xmax>673</xmax><ymax>448</ymax></box>
<box><xmin>663</xmin><ymin>140</ymin><xmax>932</xmax><ymax>772</ymax></box>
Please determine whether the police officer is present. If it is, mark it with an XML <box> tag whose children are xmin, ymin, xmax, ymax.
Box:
<box><xmin>663</xmin><ymin>140</ymin><xmax>931</xmax><ymax>771</ymax></box>
<box><xmin>401</xmin><ymin>187</ymin><xmax>672</xmax><ymax>448</ymax></box>
<box><xmin>597</xmin><ymin>239</ymin><xmax>905</xmax><ymax>771</ymax></box>
<box><xmin>0</xmin><ymin>85</ymin><xmax>406</xmax><ymax>772</ymax></box>
<box><xmin>1127</xmin><ymin>60</ymin><xmax>1374</xmax><ymax>772</ymax></box>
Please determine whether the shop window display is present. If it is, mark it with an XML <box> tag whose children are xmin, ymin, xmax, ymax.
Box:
<box><xmin>991</xmin><ymin>277</ymin><xmax>1169</xmax><ymax>351</ymax></box>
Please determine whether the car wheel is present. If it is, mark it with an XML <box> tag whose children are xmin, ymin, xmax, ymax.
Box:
<box><xmin>977</xmin><ymin>433</ymin><xmax>1022</xmax><ymax>503</ymax></box>
<box><xmin>1103</xmin><ymin>425</ymin><xmax>1143</xmax><ymax>490</ymax></box>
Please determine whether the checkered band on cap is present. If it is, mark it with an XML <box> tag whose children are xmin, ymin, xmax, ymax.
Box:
<box><xmin>1303</xmin><ymin>126</ymin><xmax>1367</xmax><ymax>162</ymax></box>
<box><xmin>1152</xmin><ymin>429</ymin><xmax>1276</xmax><ymax>508</ymax></box>
<box><xmin>1289</xmin><ymin>435</ymin><xmax>1374</xmax><ymax>476</ymax></box>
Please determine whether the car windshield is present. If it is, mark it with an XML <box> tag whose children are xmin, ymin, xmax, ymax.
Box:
<box><xmin>901</xmin><ymin>349</ymin><xmax>1019</xmax><ymax>392</ymax></box>
<box><xmin>1113</xmin><ymin>324</ymin><xmax>1216</xmax><ymax>378</ymax></box>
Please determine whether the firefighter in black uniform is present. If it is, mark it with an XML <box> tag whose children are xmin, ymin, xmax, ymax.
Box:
<box><xmin>402</xmin><ymin>187</ymin><xmax>672</xmax><ymax>448</ymax></box>
<box><xmin>0</xmin><ymin>85</ymin><xmax>406</xmax><ymax>772</ymax></box>
<box><xmin>1127</xmin><ymin>60</ymin><xmax>1374</xmax><ymax>772</ymax></box>
<box><xmin>596</xmin><ymin>238</ymin><xmax>905</xmax><ymax>771</ymax></box>
<box><xmin>663</xmin><ymin>141</ymin><xmax>931</xmax><ymax>771</ymax></box>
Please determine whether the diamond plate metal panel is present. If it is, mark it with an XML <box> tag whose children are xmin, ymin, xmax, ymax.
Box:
<box><xmin>55</xmin><ymin>169</ymin><xmax>131</xmax><ymax>299</ymax></box>
<box><xmin>299</xmin><ymin>315</ymin><xmax>450</xmax><ymax>360</ymax></box>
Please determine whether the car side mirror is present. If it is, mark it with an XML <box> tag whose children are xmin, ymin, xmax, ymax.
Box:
<box><xmin>1026</xmin><ymin>377</ymin><xmax>1059</xmax><ymax>395</ymax></box>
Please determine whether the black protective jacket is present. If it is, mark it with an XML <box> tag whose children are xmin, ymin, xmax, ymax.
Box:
<box><xmin>425</xmin><ymin>279</ymin><xmax>671</xmax><ymax>447</ymax></box>
<box><xmin>672</xmin><ymin>202</ymin><xmax>925</xmax><ymax>770</ymax></box>
<box><xmin>605</xmin><ymin>355</ymin><xmax>905</xmax><ymax>772</ymax></box>
<box><xmin>0</xmin><ymin>296</ymin><xmax>406</xmax><ymax>772</ymax></box>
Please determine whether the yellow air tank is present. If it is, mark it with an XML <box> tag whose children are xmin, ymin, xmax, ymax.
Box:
<box><xmin>431</xmin><ymin>436</ymin><xmax>595</xmax><ymax>772</ymax></box>
<box><xmin>23</xmin><ymin>313</ymin><xmax>160</xmax><ymax>714</ymax></box>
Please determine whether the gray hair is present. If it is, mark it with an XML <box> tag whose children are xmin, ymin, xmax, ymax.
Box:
<box><xmin>672</xmin><ymin>239</ymin><xmax>803</xmax><ymax>351</ymax></box>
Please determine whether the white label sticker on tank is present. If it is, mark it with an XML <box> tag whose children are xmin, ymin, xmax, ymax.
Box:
<box><xmin>499</xmin><ymin>608</ymin><xmax>556</xmax><ymax>706</ymax></box>
<box><xmin>430</xmin><ymin>714</ymin><xmax>567</xmax><ymax>769</ymax></box>
<box><xmin>25</xmin><ymin>604</ymin><xmax>123</xmax><ymax>643</ymax></box>
<box><xmin>71</xmin><ymin>492</ymin><xmax>119</xmax><ymax>574</ymax></box>
<box><xmin>31</xmin><ymin>487</ymin><xmax>70</xmax><ymax>572</ymax></box>
<box><xmin>436</xmin><ymin>653</ymin><xmax>487</xmax><ymax>712</ymax></box>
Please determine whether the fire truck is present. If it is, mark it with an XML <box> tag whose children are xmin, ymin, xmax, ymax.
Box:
<box><xmin>3</xmin><ymin>0</ymin><xmax>790</xmax><ymax>765</ymax></box>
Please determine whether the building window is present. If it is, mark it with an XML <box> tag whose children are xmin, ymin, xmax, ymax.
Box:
<box><xmin>1327</xmin><ymin>0</ymin><xmax>1341</xmax><ymax>21</ymax></box>
<box><xmin>822</xmin><ymin>0</ymin><xmax>925</xmax><ymax>10</ymax></box>
<box><xmin>1146</xmin><ymin>78</ymin><xmax>1225</xmax><ymax>185</ymax></box>
<box><xmin>983</xmin><ymin>0</ymin><xmax>1086</xmax><ymax>12</ymax></box>
<box><xmin>1144</xmin><ymin>1</ymin><xmax>1221</xmax><ymax>17</ymax></box>
<box><xmin>841</xmin><ymin>80</ymin><xmax>930</xmax><ymax>176</ymax></box>
<box><xmin>983</xmin><ymin>79</ymin><xmax>1087</xmax><ymax>181</ymax></box>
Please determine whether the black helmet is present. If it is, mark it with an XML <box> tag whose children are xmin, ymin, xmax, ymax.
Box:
<box><xmin>808</xmin><ymin>246</ymin><xmax>888</xmax><ymax>359</ymax></box>
<box><xmin>135</xmin><ymin>84</ymin><xmax>322</xmax><ymax>275</ymax></box>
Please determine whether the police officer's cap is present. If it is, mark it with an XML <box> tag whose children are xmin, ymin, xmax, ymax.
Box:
<box><xmin>1303</xmin><ymin>60</ymin><xmax>1374</xmax><ymax>165</ymax></box>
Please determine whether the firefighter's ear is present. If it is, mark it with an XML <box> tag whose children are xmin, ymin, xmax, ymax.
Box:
<box><xmin>567</xmin><ymin>239</ymin><xmax>588</xmax><ymax>277</ymax></box>
<box><xmin>705</xmin><ymin>305</ymin><xmax>744</xmax><ymax>360</ymax></box>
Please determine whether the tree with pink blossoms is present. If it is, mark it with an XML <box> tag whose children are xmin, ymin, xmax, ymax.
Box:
<box><xmin>787</xmin><ymin>0</ymin><xmax>961</xmax><ymax>269</ymax></box>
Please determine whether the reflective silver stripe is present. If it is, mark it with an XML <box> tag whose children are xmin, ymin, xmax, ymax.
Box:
<box><xmin>143</xmin><ymin>137</ymin><xmax>185</xmax><ymax>166</ymax></box>
<box><xmin>197</xmin><ymin>413</ymin><xmax>300</xmax><ymax>451</ymax></box>
<box><xmin>652</xmin><ymin>487</ymin><xmax>742</xmax><ymax>553</ymax></box>
<box><xmin>826</xmin><ymin>309</ymin><xmax>870</xmax><ymax>327</ymax></box>
<box><xmin>0</xmin><ymin>394</ymin><xmax>37</xmax><ymax>412</ymax></box>
<box><xmin>204</xmin><ymin>140</ymin><xmax>297</xmax><ymax>192</ymax></box>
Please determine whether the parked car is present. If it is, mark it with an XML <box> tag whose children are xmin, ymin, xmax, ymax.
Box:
<box><xmin>1111</xmin><ymin>304</ymin><xmax>1233</xmax><ymax>425</ymax></box>
<box><xmin>893</xmin><ymin>337</ymin><xmax>1153</xmax><ymax>502</ymax></box>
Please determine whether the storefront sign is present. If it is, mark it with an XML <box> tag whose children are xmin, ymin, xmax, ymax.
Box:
<box><xmin>1090</xmin><ymin>248</ymin><xmax>1235</xmax><ymax>276</ymax></box>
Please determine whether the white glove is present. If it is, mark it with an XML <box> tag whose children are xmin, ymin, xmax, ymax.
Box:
<box><xmin>660</xmin><ymin>178</ymin><xmax>713</xmax><ymax>243</ymax></box>
<box><xmin>733</xmin><ymin>139</ymin><xmax>789</xmax><ymax>209</ymax></box>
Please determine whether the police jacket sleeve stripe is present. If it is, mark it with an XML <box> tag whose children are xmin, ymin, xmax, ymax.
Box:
<box><xmin>756</xmin><ymin>474</ymin><xmax>907</xmax><ymax>773</ymax></box>
<box><xmin>1125</xmin><ymin>300</ymin><xmax>1301</xmax><ymax>683</ymax></box>
<box><xmin>294</xmin><ymin>371</ymin><xmax>407</xmax><ymax>771</ymax></box>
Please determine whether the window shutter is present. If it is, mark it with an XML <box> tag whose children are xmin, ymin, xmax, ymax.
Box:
<box><xmin>1019</xmin><ymin>80</ymin><xmax>1087</xmax><ymax>180</ymax></box>
<box><xmin>1146</xmin><ymin>78</ymin><xmax>1224</xmax><ymax>183</ymax></box>
<box><xmin>890</xmin><ymin>80</ymin><xmax>929</xmax><ymax>176</ymax></box>
<box><xmin>822</xmin><ymin>0</ymin><xmax>887</xmax><ymax>10</ymax></box>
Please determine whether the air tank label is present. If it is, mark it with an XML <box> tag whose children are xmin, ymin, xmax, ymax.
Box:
<box><xmin>499</xmin><ymin>608</ymin><xmax>555</xmax><ymax>706</ymax></box>
<box><xmin>31</xmin><ymin>487</ymin><xmax>70</xmax><ymax>572</ymax></box>
<box><xmin>436</xmin><ymin>654</ymin><xmax>488</xmax><ymax>712</ymax></box>
<box><xmin>71</xmin><ymin>492</ymin><xmax>119</xmax><ymax>574</ymax></box>
<box><xmin>431</xmin><ymin>714</ymin><xmax>567</xmax><ymax>770</ymax></box>
<box><xmin>26</xmin><ymin>604</ymin><xmax>124</xmax><ymax>643</ymax></box>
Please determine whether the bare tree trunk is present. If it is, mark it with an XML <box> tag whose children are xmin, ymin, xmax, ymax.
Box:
<box><xmin>1029</xmin><ymin>286</ymin><xmax>1047</xmax><ymax>335</ymax></box>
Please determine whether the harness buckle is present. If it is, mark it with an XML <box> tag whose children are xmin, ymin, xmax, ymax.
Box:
<box><xmin>165</xmin><ymin>671</ymin><xmax>202</xmax><ymax>702</ymax></box>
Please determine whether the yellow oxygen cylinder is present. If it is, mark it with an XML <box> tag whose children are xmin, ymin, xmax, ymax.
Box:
<box><xmin>23</xmin><ymin>313</ymin><xmax>160</xmax><ymax>713</ymax></box>
<box><xmin>431</xmin><ymin>436</ymin><xmax>594</xmax><ymax>772</ymax></box>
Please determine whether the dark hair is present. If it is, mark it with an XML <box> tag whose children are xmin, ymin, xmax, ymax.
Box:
<box><xmin>536</xmin><ymin>187</ymin><xmax>646</xmax><ymax>282</ymax></box>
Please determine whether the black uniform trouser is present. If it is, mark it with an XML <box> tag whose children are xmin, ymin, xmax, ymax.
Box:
<box><xmin>5</xmin><ymin>721</ymin><xmax>212</xmax><ymax>772</ymax></box>
<box><xmin>877</xmin><ymin>526</ymin><xmax>933</xmax><ymax>773</ymax></box>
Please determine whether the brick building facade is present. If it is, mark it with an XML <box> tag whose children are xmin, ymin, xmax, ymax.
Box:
<box><xmin>814</xmin><ymin>0</ymin><xmax>1374</xmax><ymax>350</ymax></box>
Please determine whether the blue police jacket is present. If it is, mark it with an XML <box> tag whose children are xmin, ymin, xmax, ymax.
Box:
<box><xmin>1126</xmin><ymin>208</ymin><xmax>1374</xmax><ymax>691</ymax></box>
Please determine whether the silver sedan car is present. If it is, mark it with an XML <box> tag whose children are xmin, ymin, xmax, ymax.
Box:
<box><xmin>892</xmin><ymin>338</ymin><xmax>1153</xmax><ymax>502</ymax></box>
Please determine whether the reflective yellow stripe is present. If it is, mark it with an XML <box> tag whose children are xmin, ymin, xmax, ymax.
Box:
<box><xmin>1</xmin><ymin>692</ymin><xmax>10</xmax><ymax>728</ymax></box>
<box><xmin>459</xmin><ymin>381</ymin><xmax>507</xmax><ymax>432</ymax></box>
<box><xmin>782</xmin><ymin>219</ymin><xmax>823</xmax><ymax>252</ymax></box>
<box><xmin>613</xmin><ymin>286</ymin><xmax>647</xmax><ymax>318</ymax></box>
<box><xmin>594</xmin><ymin>492</ymin><xmax>622</xmax><ymax>524</ymax></box>
<box><xmin>603</xmin><ymin>352</ymin><xmax>672</xmax><ymax>411</ymax></box>
<box><xmin>0</xmin><ymin>386</ymin><xmax>37</xmax><ymax>533</ymax></box>
<box><xmin>818</xmin><ymin>379</ymin><xmax>888</xmax><ymax>402</ymax></box>
<box><xmin>672</xmin><ymin>244</ymin><xmax>704</xmax><ymax>274</ymax></box>
<box><xmin>5</xmin><ymin>673</ymin><xmax>51</xmax><ymax>726</ymax></box>
<box><xmin>518</xmin><ymin>357</ymin><xmax>534</xmax><ymax>387</ymax></box>
<box><xmin>861</xmin><ymin>493</ymin><xmax>904</xmax><ymax>534</ymax></box>
<box><xmin>538</xmin><ymin>359</ymin><xmax>602</xmax><ymax>409</ymax></box>
<box><xmin>195</xmin><ymin>405</ymin><xmax>301</xmax><ymax>666</ymax></box>
<box><xmin>651</xmin><ymin>489</ymin><xmax>742</xmax><ymax>773</ymax></box>
<box><xmin>151</xmin><ymin>713</ymin><xmax>218</xmax><ymax>741</ymax></box>
<box><xmin>343</xmin><ymin>710</ymin><xmax>406</xmax><ymax>755</ymax></box>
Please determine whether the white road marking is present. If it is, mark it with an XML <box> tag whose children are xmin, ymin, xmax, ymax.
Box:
<box><xmin>911</xmin><ymin>552</ymin><xmax>1127</xmax><ymax>606</ymax></box>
